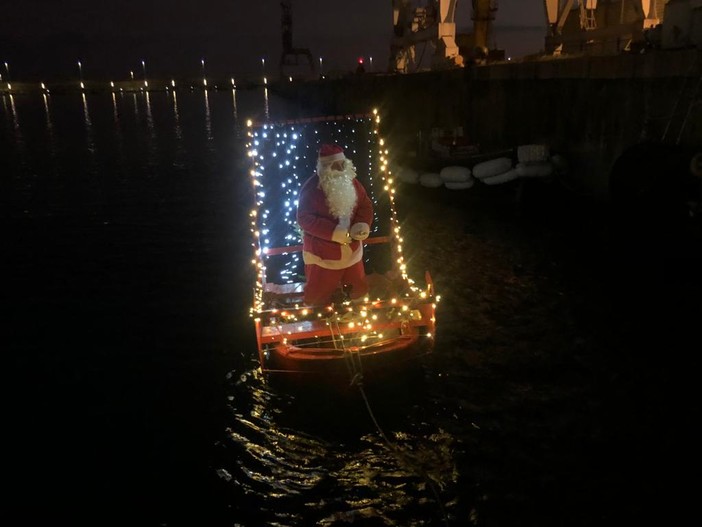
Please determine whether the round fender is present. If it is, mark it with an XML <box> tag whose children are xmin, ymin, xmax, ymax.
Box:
<box><xmin>473</xmin><ymin>157</ymin><xmax>513</xmax><ymax>179</ymax></box>
<box><xmin>440</xmin><ymin>165</ymin><xmax>472</xmax><ymax>183</ymax></box>
<box><xmin>445</xmin><ymin>179</ymin><xmax>475</xmax><ymax>190</ymax></box>
<box><xmin>480</xmin><ymin>168</ymin><xmax>518</xmax><ymax>186</ymax></box>
<box><xmin>419</xmin><ymin>172</ymin><xmax>443</xmax><ymax>188</ymax></box>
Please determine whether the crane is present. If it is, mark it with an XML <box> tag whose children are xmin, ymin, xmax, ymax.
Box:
<box><xmin>471</xmin><ymin>0</ymin><xmax>498</xmax><ymax>56</ymax></box>
<box><xmin>542</xmin><ymin>0</ymin><xmax>667</xmax><ymax>55</ymax></box>
<box><xmin>389</xmin><ymin>1</ymin><xmax>499</xmax><ymax>73</ymax></box>
<box><xmin>389</xmin><ymin>0</ymin><xmax>463</xmax><ymax>73</ymax></box>
<box><xmin>279</xmin><ymin>1</ymin><xmax>316</xmax><ymax>80</ymax></box>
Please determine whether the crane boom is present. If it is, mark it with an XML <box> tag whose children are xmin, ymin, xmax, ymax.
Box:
<box><xmin>279</xmin><ymin>1</ymin><xmax>316</xmax><ymax>80</ymax></box>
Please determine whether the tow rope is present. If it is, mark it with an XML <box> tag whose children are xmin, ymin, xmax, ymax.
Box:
<box><xmin>327</xmin><ymin>311</ymin><xmax>450</xmax><ymax>527</ymax></box>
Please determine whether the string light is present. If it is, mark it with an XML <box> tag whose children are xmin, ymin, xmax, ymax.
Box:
<box><xmin>245</xmin><ymin>111</ymin><xmax>439</xmax><ymax>358</ymax></box>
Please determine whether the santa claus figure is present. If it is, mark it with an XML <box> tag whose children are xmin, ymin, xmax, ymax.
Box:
<box><xmin>297</xmin><ymin>143</ymin><xmax>374</xmax><ymax>305</ymax></box>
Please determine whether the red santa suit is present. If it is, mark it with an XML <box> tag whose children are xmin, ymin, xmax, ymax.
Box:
<box><xmin>297</xmin><ymin>144</ymin><xmax>374</xmax><ymax>305</ymax></box>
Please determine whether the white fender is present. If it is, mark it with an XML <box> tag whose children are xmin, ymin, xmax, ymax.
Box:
<box><xmin>473</xmin><ymin>157</ymin><xmax>513</xmax><ymax>179</ymax></box>
<box><xmin>396</xmin><ymin>166</ymin><xmax>419</xmax><ymax>184</ymax></box>
<box><xmin>440</xmin><ymin>165</ymin><xmax>472</xmax><ymax>183</ymax></box>
<box><xmin>419</xmin><ymin>172</ymin><xmax>443</xmax><ymax>188</ymax></box>
<box><xmin>480</xmin><ymin>168</ymin><xmax>519</xmax><ymax>185</ymax></box>
<box><xmin>445</xmin><ymin>179</ymin><xmax>475</xmax><ymax>190</ymax></box>
<box><xmin>516</xmin><ymin>162</ymin><xmax>554</xmax><ymax>178</ymax></box>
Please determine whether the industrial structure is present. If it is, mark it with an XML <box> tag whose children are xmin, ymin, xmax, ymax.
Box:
<box><xmin>279</xmin><ymin>0</ymin><xmax>316</xmax><ymax>80</ymax></box>
<box><xmin>389</xmin><ymin>1</ymin><xmax>702</xmax><ymax>73</ymax></box>
<box><xmin>542</xmin><ymin>0</ymin><xmax>702</xmax><ymax>55</ymax></box>
<box><xmin>389</xmin><ymin>1</ymin><xmax>501</xmax><ymax>73</ymax></box>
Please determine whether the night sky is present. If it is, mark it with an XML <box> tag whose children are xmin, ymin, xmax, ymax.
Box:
<box><xmin>1</xmin><ymin>1</ymin><xmax>546</xmax><ymax>81</ymax></box>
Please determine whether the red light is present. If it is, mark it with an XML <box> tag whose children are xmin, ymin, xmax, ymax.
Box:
<box><xmin>357</xmin><ymin>57</ymin><xmax>364</xmax><ymax>64</ymax></box>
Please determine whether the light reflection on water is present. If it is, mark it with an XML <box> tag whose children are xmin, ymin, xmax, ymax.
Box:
<box><xmin>219</xmin><ymin>365</ymin><xmax>460</xmax><ymax>526</ymax></box>
<box><xmin>1</xmin><ymin>86</ymin><xmax>604</xmax><ymax>527</ymax></box>
<box><xmin>204</xmin><ymin>90</ymin><xmax>214</xmax><ymax>149</ymax></box>
<box><xmin>8</xmin><ymin>94</ymin><xmax>23</xmax><ymax>153</ymax></box>
<box><xmin>0</xmin><ymin>89</ymin><xmax>468</xmax><ymax>526</ymax></box>
<box><xmin>81</xmin><ymin>91</ymin><xmax>95</xmax><ymax>156</ymax></box>
<box><xmin>1</xmin><ymin>89</ymin><xmax>467</xmax><ymax>525</ymax></box>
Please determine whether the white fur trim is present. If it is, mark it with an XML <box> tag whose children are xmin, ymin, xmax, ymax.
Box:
<box><xmin>319</xmin><ymin>152</ymin><xmax>345</xmax><ymax>164</ymax></box>
<box><xmin>302</xmin><ymin>245</ymin><xmax>362</xmax><ymax>269</ymax></box>
<box><xmin>332</xmin><ymin>226</ymin><xmax>349</xmax><ymax>244</ymax></box>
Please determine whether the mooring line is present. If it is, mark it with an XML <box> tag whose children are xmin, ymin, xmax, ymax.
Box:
<box><xmin>328</xmin><ymin>312</ymin><xmax>450</xmax><ymax>526</ymax></box>
<box><xmin>356</xmin><ymin>383</ymin><xmax>450</xmax><ymax>527</ymax></box>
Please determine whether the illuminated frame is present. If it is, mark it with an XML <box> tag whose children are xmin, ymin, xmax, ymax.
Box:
<box><xmin>246</xmin><ymin>109</ymin><xmax>429</xmax><ymax>325</ymax></box>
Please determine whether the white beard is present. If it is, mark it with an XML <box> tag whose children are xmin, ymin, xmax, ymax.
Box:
<box><xmin>318</xmin><ymin>160</ymin><xmax>358</xmax><ymax>219</ymax></box>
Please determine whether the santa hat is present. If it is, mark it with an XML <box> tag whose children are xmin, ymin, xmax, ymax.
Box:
<box><xmin>318</xmin><ymin>144</ymin><xmax>346</xmax><ymax>165</ymax></box>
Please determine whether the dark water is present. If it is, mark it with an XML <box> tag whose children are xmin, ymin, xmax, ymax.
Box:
<box><xmin>4</xmin><ymin>89</ymin><xmax>700</xmax><ymax>527</ymax></box>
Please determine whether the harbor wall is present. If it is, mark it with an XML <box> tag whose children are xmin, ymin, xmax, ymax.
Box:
<box><xmin>270</xmin><ymin>49</ymin><xmax>702</xmax><ymax>201</ymax></box>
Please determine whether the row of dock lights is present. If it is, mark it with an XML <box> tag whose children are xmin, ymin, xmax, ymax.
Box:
<box><xmin>5</xmin><ymin>79</ymin><xmax>237</xmax><ymax>95</ymax></box>
<box><xmin>64</xmin><ymin>58</ymin><xmax>213</xmax><ymax>91</ymax></box>
<box><xmin>3</xmin><ymin>53</ymin><xmax>373</xmax><ymax>93</ymax></box>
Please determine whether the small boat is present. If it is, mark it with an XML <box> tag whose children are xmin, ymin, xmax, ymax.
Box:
<box><xmin>428</xmin><ymin>126</ymin><xmax>480</xmax><ymax>161</ymax></box>
<box><xmin>244</xmin><ymin>110</ymin><xmax>439</xmax><ymax>386</ymax></box>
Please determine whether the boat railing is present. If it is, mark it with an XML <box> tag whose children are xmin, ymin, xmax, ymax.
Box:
<box><xmin>261</xmin><ymin>235</ymin><xmax>393</xmax><ymax>256</ymax></box>
<box><xmin>258</xmin><ymin>235</ymin><xmax>399</xmax><ymax>311</ymax></box>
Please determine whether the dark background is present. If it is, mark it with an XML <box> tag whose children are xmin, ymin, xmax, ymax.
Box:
<box><xmin>1</xmin><ymin>0</ymin><xmax>547</xmax><ymax>80</ymax></box>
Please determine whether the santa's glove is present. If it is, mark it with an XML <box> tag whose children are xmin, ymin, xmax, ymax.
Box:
<box><xmin>350</xmin><ymin>222</ymin><xmax>370</xmax><ymax>241</ymax></box>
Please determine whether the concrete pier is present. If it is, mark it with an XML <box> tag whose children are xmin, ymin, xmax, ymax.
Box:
<box><xmin>268</xmin><ymin>49</ymin><xmax>702</xmax><ymax>200</ymax></box>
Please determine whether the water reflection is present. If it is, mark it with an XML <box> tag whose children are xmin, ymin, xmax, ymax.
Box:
<box><xmin>132</xmin><ymin>92</ymin><xmax>139</xmax><ymax>119</ymax></box>
<box><xmin>231</xmin><ymin>88</ymin><xmax>239</xmax><ymax>137</ymax></box>
<box><xmin>8</xmin><ymin>94</ymin><xmax>24</xmax><ymax>151</ymax></box>
<box><xmin>145</xmin><ymin>92</ymin><xmax>154</xmax><ymax>133</ymax></box>
<box><xmin>81</xmin><ymin>92</ymin><xmax>95</xmax><ymax>155</ymax></box>
<box><xmin>218</xmin><ymin>367</ymin><xmax>459</xmax><ymax>525</ymax></box>
<box><xmin>171</xmin><ymin>91</ymin><xmax>185</xmax><ymax>167</ymax></box>
<box><xmin>111</xmin><ymin>92</ymin><xmax>122</xmax><ymax>141</ymax></box>
<box><xmin>42</xmin><ymin>93</ymin><xmax>57</xmax><ymax>158</ymax></box>
<box><xmin>263</xmin><ymin>87</ymin><xmax>270</xmax><ymax>121</ymax></box>
<box><xmin>145</xmin><ymin>91</ymin><xmax>157</xmax><ymax>166</ymax></box>
<box><xmin>204</xmin><ymin>89</ymin><xmax>214</xmax><ymax>150</ymax></box>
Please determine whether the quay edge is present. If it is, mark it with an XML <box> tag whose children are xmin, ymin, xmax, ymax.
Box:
<box><xmin>267</xmin><ymin>49</ymin><xmax>702</xmax><ymax>203</ymax></box>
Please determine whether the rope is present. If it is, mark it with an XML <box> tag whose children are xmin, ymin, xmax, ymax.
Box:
<box><xmin>329</xmin><ymin>313</ymin><xmax>365</xmax><ymax>388</ymax></box>
<box><xmin>328</xmin><ymin>311</ymin><xmax>450</xmax><ymax>526</ymax></box>
<box><xmin>357</xmin><ymin>382</ymin><xmax>450</xmax><ymax>527</ymax></box>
